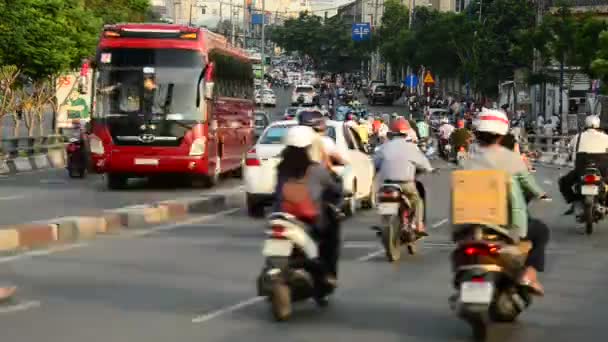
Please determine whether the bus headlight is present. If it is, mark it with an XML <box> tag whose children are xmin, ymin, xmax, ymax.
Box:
<box><xmin>89</xmin><ymin>134</ymin><xmax>104</xmax><ymax>155</ymax></box>
<box><xmin>189</xmin><ymin>137</ymin><xmax>206</xmax><ymax>156</ymax></box>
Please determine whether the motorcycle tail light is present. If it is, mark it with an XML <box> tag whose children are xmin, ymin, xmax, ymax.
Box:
<box><xmin>463</xmin><ymin>244</ymin><xmax>500</xmax><ymax>256</ymax></box>
<box><xmin>270</xmin><ymin>225</ymin><xmax>286</xmax><ymax>238</ymax></box>
<box><xmin>584</xmin><ymin>175</ymin><xmax>600</xmax><ymax>184</ymax></box>
<box><xmin>379</xmin><ymin>191</ymin><xmax>400</xmax><ymax>199</ymax></box>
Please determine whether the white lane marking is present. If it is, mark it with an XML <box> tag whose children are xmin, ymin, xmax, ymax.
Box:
<box><xmin>0</xmin><ymin>195</ymin><xmax>24</xmax><ymax>200</ymax></box>
<box><xmin>39</xmin><ymin>179</ymin><xmax>68</xmax><ymax>184</ymax></box>
<box><xmin>432</xmin><ymin>218</ymin><xmax>448</xmax><ymax>228</ymax></box>
<box><xmin>192</xmin><ymin>296</ymin><xmax>264</xmax><ymax>324</ymax></box>
<box><xmin>0</xmin><ymin>209</ymin><xmax>240</xmax><ymax>264</ymax></box>
<box><xmin>543</xmin><ymin>180</ymin><xmax>553</xmax><ymax>185</ymax></box>
<box><xmin>0</xmin><ymin>300</ymin><xmax>41</xmax><ymax>314</ymax></box>
<box><xmin>357</xmin><ymin>249</ymin><xmax>384</xmax><ymax>261</ymax></box>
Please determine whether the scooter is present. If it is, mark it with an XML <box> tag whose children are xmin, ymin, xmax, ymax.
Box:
<box><xmin>449</xmin><ymin>224</ymin><xmax>535</xmax><ymax>341</ymax></box>
<box><xmin>66</xmin><ymin>137</ymin><xmax>87</xmax><ymax>178</ymax></box>
<box><xmin>371</xmin><ymin>178</ymin><xmax>428</xmax><ymax>261</ymax></box>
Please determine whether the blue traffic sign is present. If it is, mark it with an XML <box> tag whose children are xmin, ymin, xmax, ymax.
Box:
<box><xmin>352</xmin><ymin>23</ymin><xmax>371</xmax><ymax>42</ymax></box>
<box><xmin>404</xmin><ymin>74</ymin><xmax>418</xmax><ymax>88</ymax></box>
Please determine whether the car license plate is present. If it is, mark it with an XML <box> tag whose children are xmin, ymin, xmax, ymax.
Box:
<box><xmin>134</xmin><ymin>158</ymin><xmax>158</xmax><ymax>165</ymax></box>
<box><xmin>581</xmin><ymin>185</ymin><xmax>599</xmax><ymax>195</ymax></box>
<box><xmin>460</xmin><ymin>281</ymin><xmax>494</xmax><ymax>304</ymax></box>
<box><xmin>378</xmin><ymin>202</ymin><xmax>399</xmax><ymax>215</ymax></box>
<box><xmin>262</xmin><ymin>239</ymin><xmax>293</xmax><ymax>257</ymax></box>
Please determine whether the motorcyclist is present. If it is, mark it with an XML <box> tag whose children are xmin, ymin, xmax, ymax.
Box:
<box><xmin>438</xmin><ymin>117</ymin><xmax>455</xmax><ymax>157</ymax></box>
<box><xmin>273</xmin><ymin>126</ymin><xmax>343</xmax><ymax>297</ymax></box>
<box><xmin>416</xmin><ymin>117</ymin><xmax>430</xmax><ymax>141</ymax></box>
<box><xmin>450</xmin><ymin>119</ymin><xmax>474</xmax><ymax>155</ymax></box>
<box><xmin>461</xmin><ymin>108</ymin><xmax>549</xmax><ymax>295</ymax></box>
<box><xmin>374</xmin><ymin>118</ymin><xmax>433</xmax><ymax>237</ymax></box>
<box><xmin>298</xmin><ymin>110</ymin><xmax>348</xmax><ymax>168</ymax></box>
<box><xmin>357</xmin><ymin>117</ymin><xmax>370</xmax><ymax>147</ymax></box>
<box><xmin>559</xmin><ymin>115</ymin><xmax>608</xmax><ymax>214</ymax></box>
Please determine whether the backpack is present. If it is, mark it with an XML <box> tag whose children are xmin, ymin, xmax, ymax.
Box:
<box><xmin>280</xmin><ymin>168</ymin><xmax>319</xmax><ymax>222</ymax></box>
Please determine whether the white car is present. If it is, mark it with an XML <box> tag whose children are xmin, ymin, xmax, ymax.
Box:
<box><xmin>291</xmin><ymin>85</ymin><xmax>317</xmax><ymax>105</ymax></box>
<box><xmin>244</xmin><ymin>120</ymin><xmax>376</xmax><ymax>217</ymax></box>
<box><xmin>256</xmin><ymin>89</ymin><xmax>276</xmax><ymax>106</ymax></box>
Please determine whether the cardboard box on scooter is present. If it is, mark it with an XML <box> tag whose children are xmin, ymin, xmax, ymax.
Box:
<box><xmin>451</xmin><ymin>170</ymin><xmax>509</xmax><ymax>226</ymax></box>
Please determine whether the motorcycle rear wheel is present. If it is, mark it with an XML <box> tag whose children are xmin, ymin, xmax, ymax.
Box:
<box><xmin>270</xmin><ymin>281</ymin><xmax>291</xmax><ymax>322</ymax></box>
<box><xmin>584</xmin><ymin>196</ymin><xmax>594</xmax><ymax>235</ymax></box>
<box><xmin>382</xmin><ymin>215</ymin><xmax>401</xmax><ymax>262</ymax></box>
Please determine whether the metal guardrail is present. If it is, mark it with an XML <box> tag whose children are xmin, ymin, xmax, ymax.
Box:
<box><xmin>0</xmin><ymin>135</ymin><xmax>66</xmax><ymax>158</ymax></box>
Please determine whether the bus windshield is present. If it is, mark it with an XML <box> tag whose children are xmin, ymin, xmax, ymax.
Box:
<box><xmin>95</xmin><ymin>49</ymin><xmax>205</xmax><ymax>121</ymax></box>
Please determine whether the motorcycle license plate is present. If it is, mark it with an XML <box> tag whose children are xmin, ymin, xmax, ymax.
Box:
<box><xmin>581</xmin><ymin>185</ymin><xmax>599</xmax><ymax>195</ymax></box>
<box><xmin>262</xmin><ymin>239</ymin><xmax>293</xmax><ymax>257</ymax></box>
<box><xmin>378</xmin><ymin>202</ymin><xmax>399</xmax><ymax>215</ymax></box>
<box><xmin>460</xmin><ymin>281</ymin><xmax>494</xmax><ymax>304</ymax></box>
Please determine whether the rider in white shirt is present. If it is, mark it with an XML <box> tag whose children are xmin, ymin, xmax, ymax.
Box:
<box><xmin>438</xmin><ymin>117</ymin><xmax>455</xmax><ymax>140</ymax></box>
<box><xmin>559</xmin><ymin>115</ymin><xmax>608</xmax><ymax>214</ymax></box>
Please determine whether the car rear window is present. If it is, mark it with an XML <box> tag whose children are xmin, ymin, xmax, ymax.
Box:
<box><xmin>259</xmin><ymin>125</ymin><xmax>295</xmax><ymax>144</ymax></box>
<box><xmin>375</xmin><ymin>86</ymin><xmax>387</xmax><ymax>91</ymax></box>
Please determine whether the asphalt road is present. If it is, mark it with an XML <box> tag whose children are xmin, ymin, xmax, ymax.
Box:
<box><xmin>0</xmin><ymin>87</ymin><xmax>399</xmax><ymax>227</ymax></box>
<box><xmin>2</xmin><ymin>161</ymin><xmax>608</xmax><ymax>341</ymax></box>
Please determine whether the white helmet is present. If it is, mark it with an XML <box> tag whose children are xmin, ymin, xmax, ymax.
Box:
<box><xmin>585</xmin><ymin>115</ymin><xmax>600</xmax><ymax>129</ymax></box>
<box><xmin>283</xmin><ymin>126</ymin><xmax>316</xmax><ymax>148</ymax></box>
<box><xmin>476</xmin><ymin>108</ymin><xmax>509</xmax><ymax>135</ymax></box>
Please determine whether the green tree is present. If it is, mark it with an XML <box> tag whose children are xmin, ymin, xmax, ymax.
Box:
<box><xmin>591</xmin><ymin>31</ymin><xmax>608</xmax><ymax>93</ymax></box>
<box><xmin>0</xmin><ymin>0</ymin><xmax>100</xmax><ymax>80</ymax></box>
<box><xmin>84</xmin><ymin>0</ymin><xmax>150</xmax><ymax>24</ymax></box>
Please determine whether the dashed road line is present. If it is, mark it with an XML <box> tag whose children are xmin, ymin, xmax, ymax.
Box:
<box><xmin>192</xmin><ymin>296</ymin><xmax>263</xmax><ymax>323</ymax></box>
<box><xmin>0</xmin><ymin>300</ymin><xmax>41</xmax><ymax>314</ymax></box>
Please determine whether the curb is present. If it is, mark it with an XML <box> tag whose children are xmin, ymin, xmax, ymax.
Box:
<box><xmin>0</xmin><ymin>194</ymin><xmax>230</xmax><ymax>254</ymax></box>
<box><xmin>2</xmin><ymin>149</ymin><xmax>66</xmax><ymax>175</ymax></box>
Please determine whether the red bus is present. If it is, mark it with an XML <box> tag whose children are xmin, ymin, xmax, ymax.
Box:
<box><xmin>88</xmin><ymin>24</ymin><xmax>255</xmax><ymax>189</ymax></box>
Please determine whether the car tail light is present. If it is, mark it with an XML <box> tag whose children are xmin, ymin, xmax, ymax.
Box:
<box><xmin>245</xmin><ymin>148</ymin><xmax>260</xmax><ymax>166</ymax></box>
<box><xmin>463</xmin><ymin>244</ymin><xmax>500</xmax><ymax>256</ymax></box>
<box><xmin>584</xmin><ymin>174</ymin><xmax>600</xmax><ymax>184</ymax></box>
<box><xmin>88</xmin><ymin>134</ymin><xmax>104</xmax><ymax>155</ymax></box>
<box><xmin>271</xmin><ymin>225</ymin><xmax>286</xmax><ymax>238</ymax></box>
<box><xmin>189</xmin><ymin>137</ymin><xmax>206</xmax><ymax>156</ymax></box>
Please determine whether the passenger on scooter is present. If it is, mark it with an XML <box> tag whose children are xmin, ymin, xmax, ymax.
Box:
<box><xmin>374</xmin><ymin>118</ymin><xmax>433</xmax><ymax>237</ymax></box>
<box><xmin>461</xmin><ymin>108</ymin><xmax>549</xmax><ymax>295</ymax></box>
<box><xmin>298</xmin><ymin>110</ymin><xmax>348</xmax><ymax>168</ymax></box>
<box><xmin>273</xmin><ymin>126</ymin><xmax>343</xmax><ymax>292</ymax></box>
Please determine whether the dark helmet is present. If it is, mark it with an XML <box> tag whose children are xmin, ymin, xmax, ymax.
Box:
<box><xmin>298</xmin><ymin>110</ymin><xmax>325</xmax><ymax>130</ymax></box>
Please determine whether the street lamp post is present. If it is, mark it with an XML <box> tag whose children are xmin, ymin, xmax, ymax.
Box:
<box><xmin>261</xmin><ymin>0</ymin><xmax>266</xmax><ymax>76</ymax></box>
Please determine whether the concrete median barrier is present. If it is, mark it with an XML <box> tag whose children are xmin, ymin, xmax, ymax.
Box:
<box><xmin>16</xmin><ymin>223</ymin><xmax>57</xmax><ymax>249</ymax></box>
<box><xmin>0</xmin><ymin>229</ymin><xmax>19</xmax><ymax>252</ymax></box>
<box><xmin>0</xmin><ymin>193</ymin><xmax>233</xmax><ymax>254</ymax></box>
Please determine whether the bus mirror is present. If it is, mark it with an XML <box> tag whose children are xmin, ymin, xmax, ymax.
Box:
<box><xmin>204</xmin><ymin>82</ymin><xmax>214</xmax><ymax>100</ymax></box>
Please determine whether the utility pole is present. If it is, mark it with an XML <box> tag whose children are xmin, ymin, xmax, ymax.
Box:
<box><xmin>261</xmin><ymin>0</ymin><xmax>266</xmax><ymax>76</ymax></box>
<box><xmin>243</xmin><ymin>0</ymin><xmax>248</xmax><ymax>48</ymax></box>
<box><xmin>373</xmin><ymin>0</ymin><xmax>380</xmax><ymax>80</ymax></box>
<box><xmin>532</xmin><ymin>0</ymin><xmax>544</xmax><ymax>121</ymax></box>
<box><xmin>230</xmin><ymin>0</ymin><xmax>235</xmax><ymax>45</ymax></box>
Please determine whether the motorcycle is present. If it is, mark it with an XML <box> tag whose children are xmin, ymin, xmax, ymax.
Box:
<box><xmin>449</xmin><ymin>224</ymin><xmax>535</xmax><ymax>341</ymax></box>
<box><xmin>371</xmin><ymin>179</ymin><xmax>428</xmax><ymax>261</ymax></box>
<box><xmin>440</xmin><ymin>139</ymin><xmax>452</xmax><ymax>160</ymax></box>
<box><xmin>575</xmin><ymin>160</ymin><xmax>607</xmax><ymax>234</ymax></box>
<box><xmin>66</xmin><ymin>137</ymin><xmax>87</xmax><ymax>178</ymax></box>
<box><xmin>456</xmin><ymin>146</ymin><xmax>468</xmax><ymax>165</ymax></box>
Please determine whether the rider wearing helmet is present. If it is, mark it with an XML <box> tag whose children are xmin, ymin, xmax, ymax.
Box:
<box><xmin>438</xmin><ymin>117</ymin><xmax>455</xmax><ymax>157</ymax></box>
<box><xmin>450</xmin><ymin>119</ymin><xmax>474</xmax><ymax>156</ymax></box>
<box><xmin>461</xmin><ymin>108</ymin><xmax>549</xmax><ymax>295</ymax></box>
<box><xmin>559</xmin><ymin>115</ymin><xmax>608</xmax><ymax>214</ymax></box>
<box><xmin>298</xmin><ymin>109</ymin><xmax>348</xmax><ymax>168</ymax></box>
<box><xmin>375</xmin><ymin>118</ymin><xmax>433</xmax><ymax>237</ymax></box>
<box><xmin>273</xmin><ymin>125</ymin><xmax>343</xmax><ymax>296</ymax></box>
<box><xmin>357</xmin><ymin>117</ymin><xmax>370</xmax><ymax>146</ymax></box>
